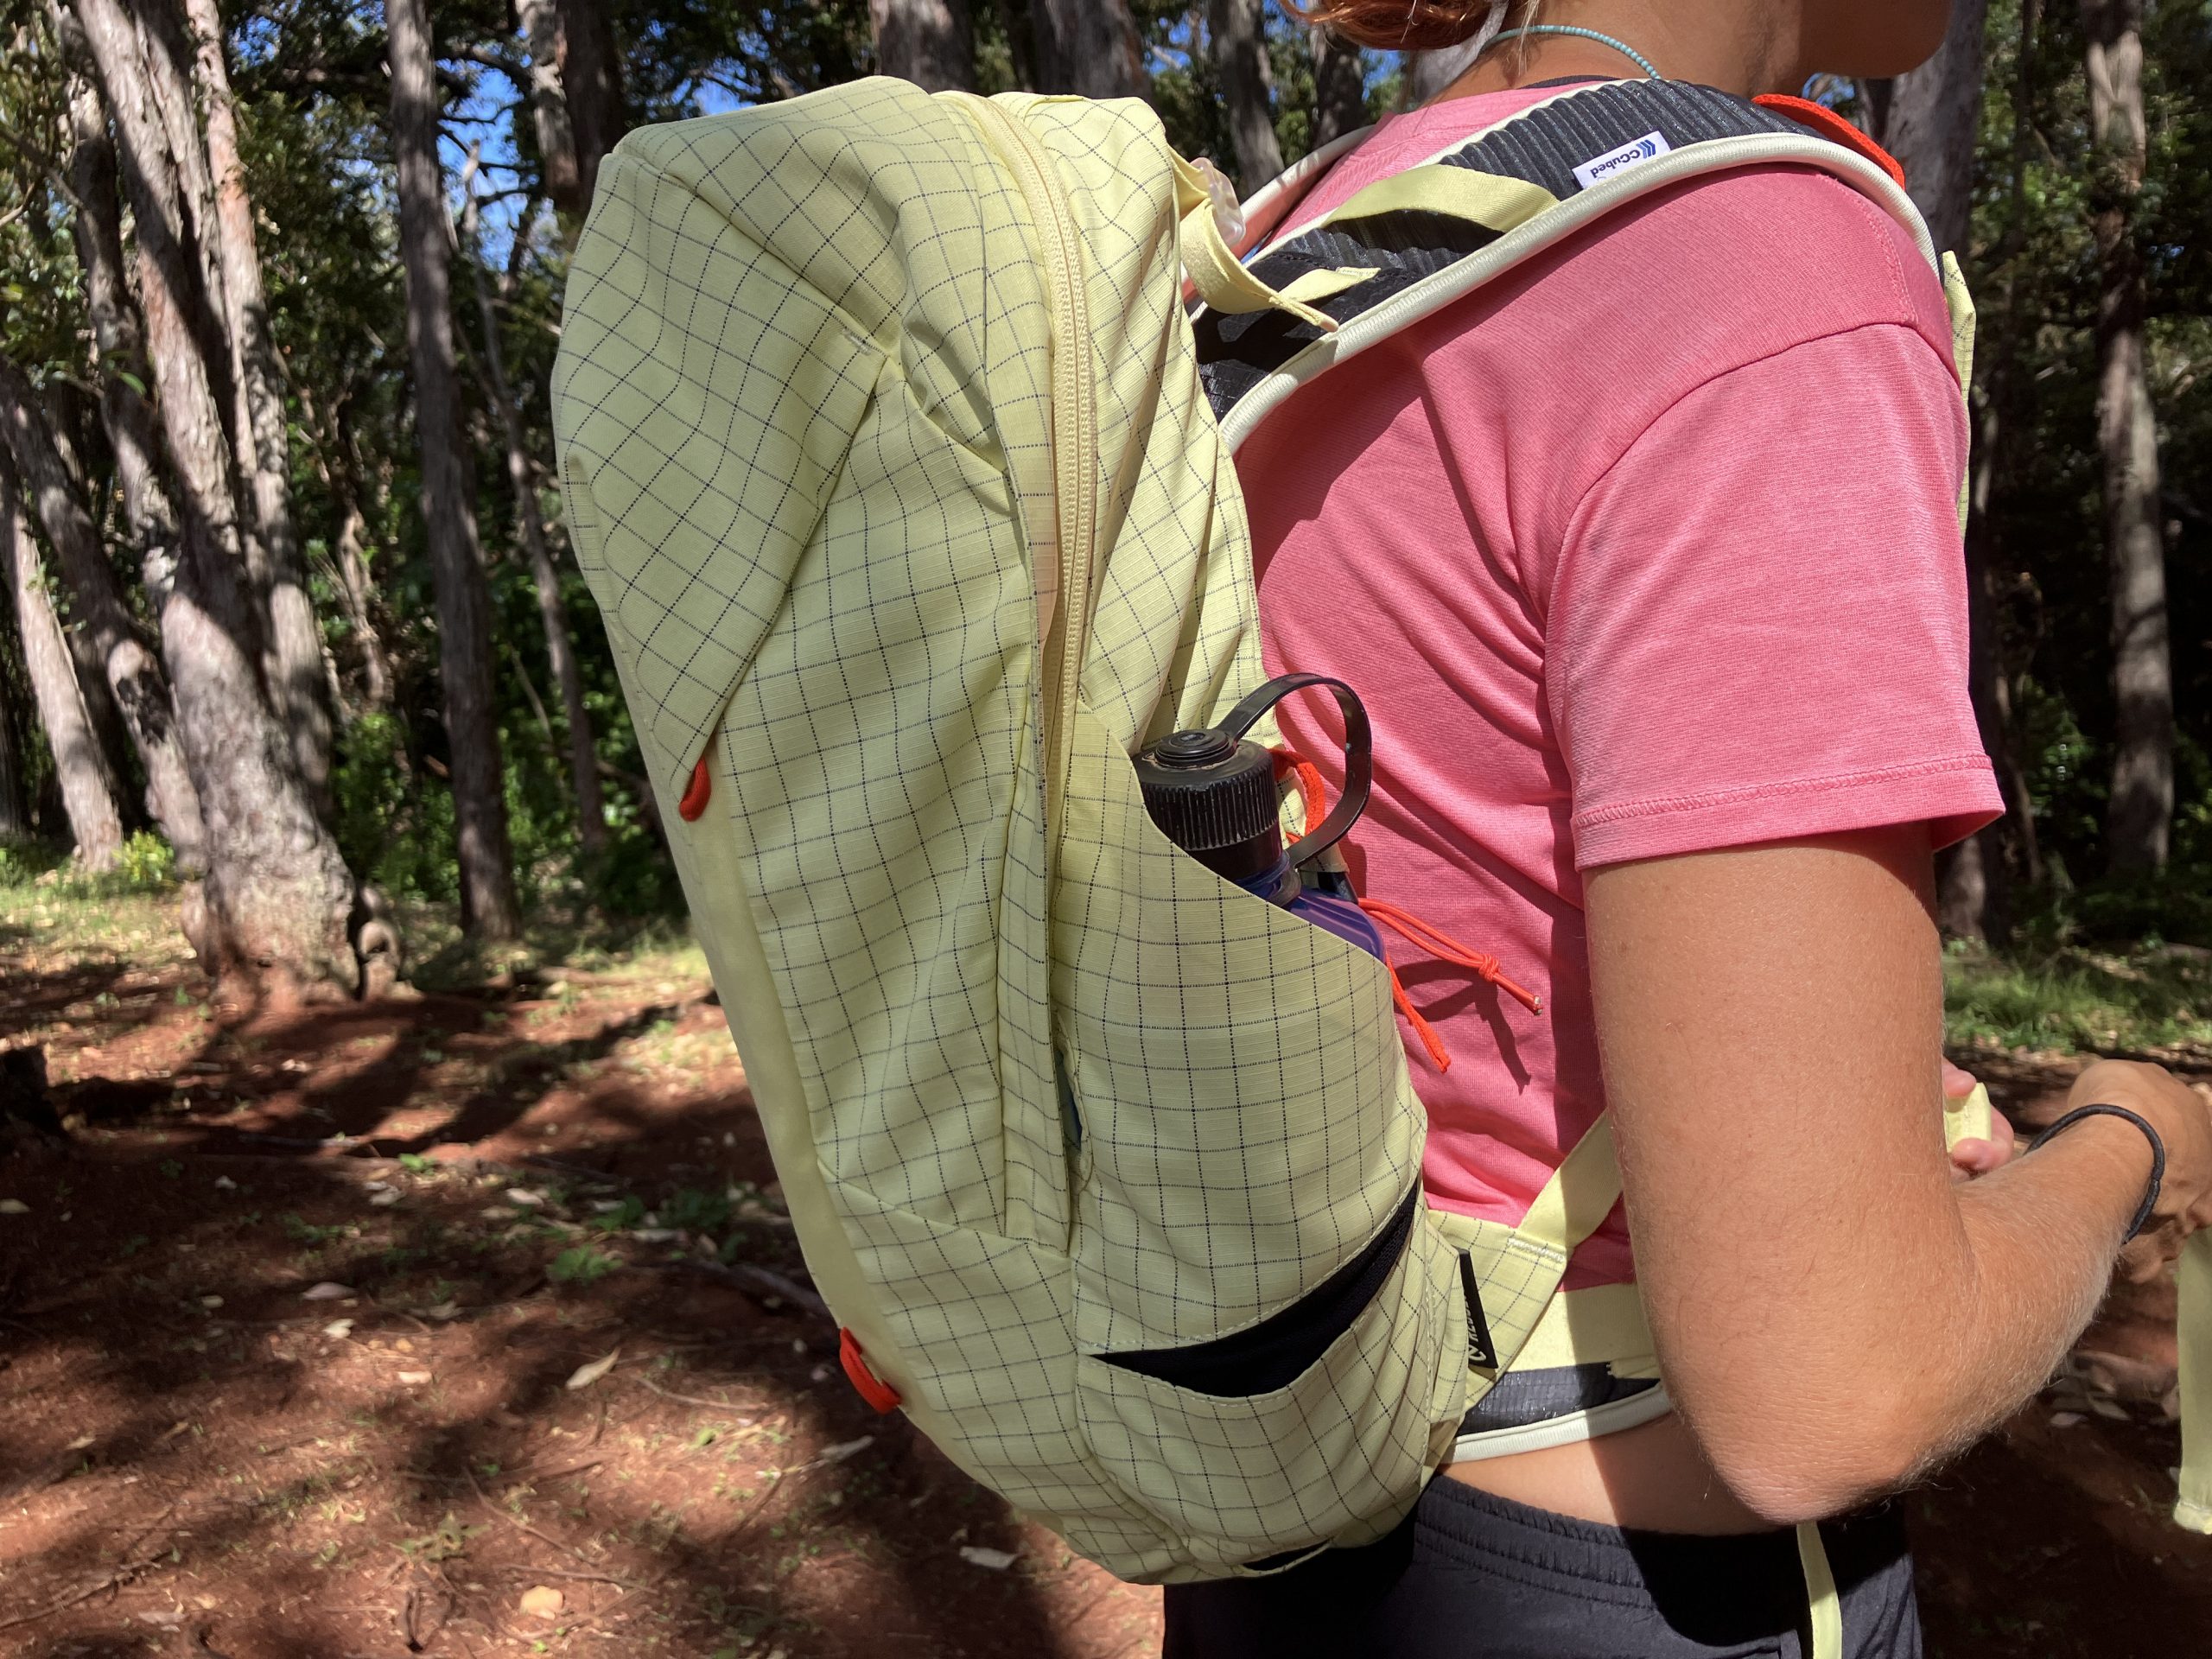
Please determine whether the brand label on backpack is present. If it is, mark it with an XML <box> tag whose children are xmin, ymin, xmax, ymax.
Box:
<box><xmin>1459</xmin><ymin>1252</ymin><xmax>1499</xmax><ymax>1371</ymax></box>
<box><xmin>1573</xmin><ymin>130</ymin><xmax>1672</xmax><ymax>189</ymax></box>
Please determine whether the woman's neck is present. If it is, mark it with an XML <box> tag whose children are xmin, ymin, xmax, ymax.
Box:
<box><xmin>1433</xmin><ymin>1</ymin><xmax>1807</xmax><ymax>102</ymax></box>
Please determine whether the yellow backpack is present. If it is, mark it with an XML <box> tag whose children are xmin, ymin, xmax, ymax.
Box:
<box><xmin>553</xmin><ymin>75</ymin><xmax>2018</xmax><ymax>1608</ymax></box>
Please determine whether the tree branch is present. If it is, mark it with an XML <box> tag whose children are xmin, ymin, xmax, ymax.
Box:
<box><xmin>0</xmin><ymin>118</ymin><xmax>86</xmax><ymax>213</ymax></box>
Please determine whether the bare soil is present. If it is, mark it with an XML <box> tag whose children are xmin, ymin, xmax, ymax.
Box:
<box><xmin>1</xmin><ymin>902</ymin><xmax>2208</xmax><ymax>1658</ymax></box>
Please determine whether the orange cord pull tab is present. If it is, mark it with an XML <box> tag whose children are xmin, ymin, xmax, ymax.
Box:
<box><xmin>1359</xmin><ymin>899</ymin><xmax>1545</xmax><ymax>1016</ymax></box>
<box><xmin>1270</xmin><ymin>746</ymin><xmax>1330</xmax><ymax>845</ymax></box>
<box><xmin>1267</xmin><ymin>744</ymin><xmax>1543</xmax><ymax>1071</ymax></box>
<box><xmin>838</xmin><ymin>1327</ymin><xmax>903</xmax><ymax>1414</ymax></box>
<box><xmin>1387</xmin><ymin>966</ymin><xmax>1453</xmax><ymax>1071</ymax></box>
<box><xmin>677</xmin><ymin>755</ymin><xmax>713</xmax><ymax>822</ymax></box>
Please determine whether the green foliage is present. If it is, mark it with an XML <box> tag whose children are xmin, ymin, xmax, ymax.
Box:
<box><xmin>1946</xmin><ymin>939</ymin><xmax>2212</xmax><ymax>1054</ymax></box>
<box><xmin>660</xmin><ymin>1186</ymin><xmax>731</xmax><ymax>1233</ymax></box>
<box><xmin>548</xmin><ymin>1243</ymin><xmax>621</xmax><ymax>1285</ymax></box>
<box><xmin>111</xmin><ymin>832</ymin><xmax>176</xmax><ymax>893</ymax></box>
<box><xmin>1969</xmin><ymin>0</ymin><xmax>2212</xmax><ymax>907</ymax></box>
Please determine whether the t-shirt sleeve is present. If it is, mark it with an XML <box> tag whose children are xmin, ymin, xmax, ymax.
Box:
<box><xmin>1547</xmin><ymin>321</ymin><xmax>2003</xmax><ymax>869</ymax></box>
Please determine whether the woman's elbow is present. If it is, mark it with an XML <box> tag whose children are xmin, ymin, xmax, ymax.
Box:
<box><xmin>1686</xmin><ymin>1390</ymin><xmax>1928</xmax><ymax>1528</ymax></box>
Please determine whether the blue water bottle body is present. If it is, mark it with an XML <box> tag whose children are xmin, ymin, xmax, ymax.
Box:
<box><xmin>1230</xmin><ymin>860</ymin><xmax>1384</xmax><ymax>960</ymax></box>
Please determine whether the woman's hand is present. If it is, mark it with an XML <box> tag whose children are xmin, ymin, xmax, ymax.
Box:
<box><xmin>1945</xmin><ymin>1060</ymin><xmax>2016</xmax><ymax>1180</ymax></box>
<box><xmin>2064</xmin><ymin>1058</ymin><xmax>2212</xmax><ymax>1281</ymax></box>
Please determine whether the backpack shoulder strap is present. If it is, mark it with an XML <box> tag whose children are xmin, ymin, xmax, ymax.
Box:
<box><xmin>1193</xmin><ymin>79</ymin><xmax>1942</xmax><ymax>451</ymax></box>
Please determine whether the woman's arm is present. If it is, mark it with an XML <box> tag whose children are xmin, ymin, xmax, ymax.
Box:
<box><xmin>1586</xmin><ymin>824</ymin><xmax>2212</xmax><ymax>1525</ymax></box>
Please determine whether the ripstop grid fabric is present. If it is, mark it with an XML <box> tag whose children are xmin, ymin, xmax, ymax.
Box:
<box><xmin>554</xmin><ymin>79</ymin><xmax>1463</xmax><ymax>1580</ymax></box>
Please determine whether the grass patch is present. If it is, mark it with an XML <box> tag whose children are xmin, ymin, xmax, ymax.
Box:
<box><xmin>1945</xmin><ymin>940</ymin><xmax>2212</xmax><ymax>1054</ymax></box>
<box><xmin>401</xmin><ymin>902</ymin><xmax>704</xmax><ymax>994</ymax></box>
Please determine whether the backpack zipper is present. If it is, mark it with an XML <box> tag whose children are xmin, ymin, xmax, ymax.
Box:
<box><xmin>957</xmin><ymin>95</ymin><xmax>1098</xmax><ymax>828</ymax></box>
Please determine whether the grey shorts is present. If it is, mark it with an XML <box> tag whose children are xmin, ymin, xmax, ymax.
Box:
<box><xmin>1161</xmin><ymin>1478</ymin><xmax>1920</xmax><ymax>1659</ymax></box>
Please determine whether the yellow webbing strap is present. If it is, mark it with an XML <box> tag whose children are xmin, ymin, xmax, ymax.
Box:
<box><xmin>1516</xmin><ymin>1109</ymin><xmax>1622</xmax><ymax>1255</ymax></box>
<box><xmin>1173</xmin><ymin>155</ymin><xmax>1339</xmax><ymax>333</ymax></box>
<box><xmin>1175</xmin><ymin>155</ymin><xmax>1558</xmax><ymax>336</ymax></box>
<box><xmin>1312</xmin><ymin>164</ymin><xmax>1559</xmax><ymax>238</ymax></box>
<box><xmin>1940</xmin><ymin>251</ymin><xmax>1977</xmax><ymax>536</ymax></box>
<box><xmin>1942</xmin><ymin>1079</ymin><xmax>1994</xmax><ymax>1153</ymax></box>
<box><xmin>1796</xmin><ymin>1522</ymin><xmax>1844</xmax><ymax>1659</ymax></box>
<box><xmin>1515</xmin><ymin>1281</ymin><xmax>1658</xmax><ymax>1376</ymax></box>
<box><xmin>2177</xmin><ymin>1232</ymin><xmax>2212</xmax><ymax>1531</ymax></box>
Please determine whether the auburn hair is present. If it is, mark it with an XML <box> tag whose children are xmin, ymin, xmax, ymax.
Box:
<box><xmin>1288</xmin><ymin>0</ymin><xmax>1532</xmax><ymax>53</ymax></box>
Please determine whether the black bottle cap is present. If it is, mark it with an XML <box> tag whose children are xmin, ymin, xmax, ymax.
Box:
<box><xmin>1132</xmin><ymin>728</ymin><xmax>1282</xmax><ymax>884</ymax></box>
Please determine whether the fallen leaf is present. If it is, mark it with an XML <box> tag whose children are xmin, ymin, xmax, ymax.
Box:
<box><xmin>200</xmin><ymin>1294</ymin><xmax>224</xmax><ymax>1309</ymax></box>
<box><xmin>518</xmin><ymin>1585</ymin><xmax>564</xmax><ymax>1618</ymax></box>
<box><xmin>505</xmin><ymin>1187</ymin><xmax>545</xmax><ymax>1207</ymax></box>
<box><xmin>368</xmin><ymin>1188</ymin><xmax>402</xmax><ymax>1207</ymax></box>
<box><xmin>397</xmin><ymin>1370</ymin><xmax>432</xmax><ymax>1385</ymax></box>
<box><xmin>414</xmin><ymin>1299</ymin><xmax>460</xmax><ymax>1321</ymax></box>
<box><xmin>323</xmin><ymin>1319</ymin><xmax>354</xmax><ymax>1339</ymax></box>
<box><xmin>213</xmin><ymin>1175</ymin><xmax>238</xmax><ymax>1192</ymax></box>
<box><xmin>564</xmin><ymin>1347</ymin><xmax>620</xmax><ymax>1390</ymax></box>
<box><xmin>959</xmin><ymin>1546</ymin><xmax>1018</xmax><ymax>1571</ymax></box>
<box><xmin>0</xmin><ymin>1198</ymin><xmax>28</xmax><ymax>1215</ymax></box>
<box><xmin>67</xmin><ymin>1434</ymin><xmax>94</xmax><ymax>1451</ymax></box>
<box><xmin>816</xmin><ymin>1436</ymin><xmax>873</xmax><ymax>1466</ymax></box>
<box><xmin>301</xmin><ymin>1281</ymin><xmax>356</xmax><ymax>1301</ymax></box>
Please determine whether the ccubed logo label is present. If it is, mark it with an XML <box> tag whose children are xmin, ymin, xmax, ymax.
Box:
<box><xmin>1573</xmin><ymin>130</ymin><xmax>1673</xmax><ymax>188</ymax></box>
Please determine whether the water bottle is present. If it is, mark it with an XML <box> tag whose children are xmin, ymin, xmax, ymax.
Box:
<box><xmin>1132</xmin><ymin>674</ymin><xmax>1385</xmax><ymax>961</ymax></box>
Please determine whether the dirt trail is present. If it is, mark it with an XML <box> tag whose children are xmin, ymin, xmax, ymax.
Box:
<box><xmin>0</xmin><ymin>904</ymin><xmax>2208</xmax><ymax>1656</ymax></box>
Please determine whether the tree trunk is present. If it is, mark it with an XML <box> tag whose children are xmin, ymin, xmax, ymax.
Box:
<box><xmin>1311</xmin><ymin>26</ymin><xmax>1367</xmax><ymax>149</ymax></box>
<box><xmin>1210</xmin><ymin>0</ymin><xmax>1281</xmax><ymax>190</ymax></box>
<box><xmin>2081</xmin><ymin>0</ymin><xmax>2169</xmax><ymax>874</ymax></box>
<box><xmin>1869</xmin><ymin>0</ymin><xmax>1989</xmax><ymax>254</ymax></box>
<box><xmin>389</xmin><ymin>0</ymin><xmax>522</xmax><ymax>939</ymax></box>
<box><xmin>1032</xmin><ymin>0</ymin><xmax>1146</xmax><ymax>98</ymax></box>
<box><xmin>0</xmin><ymin>459</ymin><xmax>123</xmax><ymax>871</ymax></box>
<box><xmin>462</xmin><ymin>184</ymin><xmax>606</xmax><ymax>857</ymax></box>
<box><xmin>518</xmin><ymin>0</ymin><xmax>584</xmax><ymax>221</ymax></box>
<box><xmin>72</xmin><ymin>0</ymin><xmax>363</xmax><ymax>997</ymax></box>
<box><xmin>994</xmin><ymin>0</ymin><xmax>1037</xmax><ymax>89</ymax></box>
<box><xmin>332</xmin><ymin>503</ymin><xmax>393</xmax><ymax>709</ymax></box>
<box><xmin>869</xmin><ymin>0</ymin><xmax>976</xmax><ymax>90</ymax></box>
<box><xmin>0</xmin><ymin>356</ymin><xmax>206</xmax><ymax>870</ymax></box>
<box><xmin>555</xmin><ymin>0</ymin><xmax>626</xmax><ymax>213</ymax></box>
<box><xmin>1866</xmin><ymin>0</ymin><xmax>2001</xmax><ymax>935</ymax></box>
<box><xmin>1939</xmin><ymin>0</ymin><xmax>2047</xmax><ymax>938</ymax></box>
<box><xmin>124</xmin><ymin>0</ymin><xmax>233</xmax><ymax>431</ymax></box>
<box><xmin>286</xmin><ymin>368</ymin><xmax>397</xmax><ymax>711</ymax></box>
<box><xmin>1402</xmin><ymin>38</ymin><xmax>1483</xmax><ymax>107</ymax></box>
<box><xmin>50</xmin><ymin>45</ymin><xmax>209</xmax><ymax>870</ymax></box>
<box><xmin>179</xmin><ymin>0</ymin><xmax>334</xmax><ymax>798</ymax></box>
<box><xmin>0</xmin><ymin>643</ymin><xmax>28</xmax><ymax>843</ymax></box>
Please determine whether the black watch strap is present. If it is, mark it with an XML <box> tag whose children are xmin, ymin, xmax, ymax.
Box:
<box><xmin>2031</xmin><ymin>1104</ymin><xmax>2166</xmax><ymax>1242</ymax></box>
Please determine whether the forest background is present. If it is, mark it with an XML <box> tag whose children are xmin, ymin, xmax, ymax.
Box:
<box><xmin>0</xmin><ymin>0</ymin><xmax>2202</xmax><ymax>1009</ymax></box>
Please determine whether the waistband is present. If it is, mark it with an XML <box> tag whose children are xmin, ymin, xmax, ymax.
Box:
<box><xmin>1414</xmin><ymin>1478</ymin><xmax>1910</xmax><ymax>1618</ymax></box>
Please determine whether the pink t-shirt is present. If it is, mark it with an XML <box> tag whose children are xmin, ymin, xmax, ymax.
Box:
<box><xmin>1241</xmin><ymin>87</ymin><xmax>2004</xmax><ymax>1288</ymax></box>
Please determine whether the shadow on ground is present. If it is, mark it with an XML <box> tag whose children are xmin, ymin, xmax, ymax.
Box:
<box><xmin>0</xmin><ymin>910</ymin><xmax>1160</xmax><ymax>1658</ymax></box>
<box><xmin>4</xmin><ymin>899</ymin><xmax>2210</xmax><ymax>1657</ymax></box>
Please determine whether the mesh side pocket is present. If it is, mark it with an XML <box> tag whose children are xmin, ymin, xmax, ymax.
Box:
<box><xmin>1074</xmin><ymin>1208</ymin><xmax>1464</xmax><ymax>1579</ymax></box>
<box><xmin>1099</xmin><ymin>1183</ymin><xmax>1420</xmax><ymax>1395</ymax></box>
